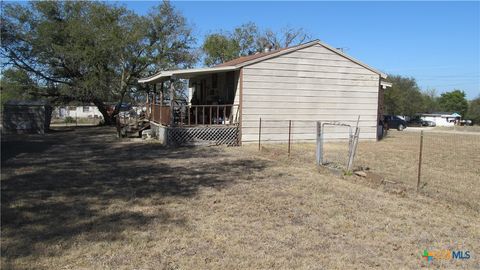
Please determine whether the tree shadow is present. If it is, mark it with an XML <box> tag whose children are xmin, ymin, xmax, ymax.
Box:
<box><xmin>1</xmin><ymin>126</ymin><xmax>268</xmax><ymax>266</ymax></box>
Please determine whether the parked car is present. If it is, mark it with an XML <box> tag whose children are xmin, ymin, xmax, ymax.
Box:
<box><xmin>384</xmin><ymin>115</ymin><xmax>407</xmax><ymax>131</ymax></box>
<box><xmin>460</xmin><ymin>119</ymin><xmax>473</xmax><ymax>126</ymax></box>
<box><xmin>407</xmin><ymin>118</ymin><xmax>424</xmax><ymax>127</ymax></box>
<box><xmin>407</xmin><ymin>117</ymin><xmax>436</xmax><ymax>127</ymax></box>
<box><xmin>423</xmin><ymin>120</ymin><xmax>436</xmax><ymax>127</ymax></box>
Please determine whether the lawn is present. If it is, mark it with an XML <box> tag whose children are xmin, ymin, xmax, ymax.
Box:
<box><xmin>1</xmin><ymin>127</ymin><xmax>479</xmax><ymax>269</ymax></box>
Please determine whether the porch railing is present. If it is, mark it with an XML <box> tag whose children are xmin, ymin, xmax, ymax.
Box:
<box><xmin>148</xmin><ymin>103</ymin><xmax>171</xmax><ymax>126</ymax></box>
<box><xmin>173</xmin><ymin>104</ymin><xmax>239</xmax><ymax>127</ymax></box>
<box><xmin>148</xmin><ymin>103</ymin><xmax>239</xmax><ymax>127</ymax></box>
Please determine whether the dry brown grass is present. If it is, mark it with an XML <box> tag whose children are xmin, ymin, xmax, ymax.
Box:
<box><xmin>433</xmin><ymin>126</ymin><xmax>480</xmax><ymax>133</ymax></box>
<box><xmin>1</xmin><ymin>127</ymin><xmax>479</xmax><ymax>269</ymax></box>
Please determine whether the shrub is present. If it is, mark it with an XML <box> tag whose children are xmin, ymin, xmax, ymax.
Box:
<box><xmin>64</xmin><ymin>116</ymin><xmax>75</xmax><ymax>123</ymax></box>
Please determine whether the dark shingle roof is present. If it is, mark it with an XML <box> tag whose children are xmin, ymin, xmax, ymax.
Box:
<box><xmin>215</xmin><ymin>47</ymin><xmax>290</xmax><ymax>67</ymax></box>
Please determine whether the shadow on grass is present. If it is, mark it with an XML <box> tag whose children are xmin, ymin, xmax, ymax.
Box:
<box><xmin>1</xmin><ymin>126</ymin><xmax>268</xmax><ymax>264</ymax></box>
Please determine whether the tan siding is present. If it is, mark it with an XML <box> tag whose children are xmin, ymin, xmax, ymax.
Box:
<box><xmin>243</xmin><ymin>83</ymin><xmax>378</xmax><ymax>93</ymax></box>
<box><xmin>241</xmin><ymin>44</ymin><xmax>380</xmax><ymax>142</ymax></box>
<box><xmin>246</xmin><ymin>62</ymin><xmax>375</xmax><ymax>75</ymax></box>
<box><xmin>259</xmin><ymin>57</ymin><xmax>373</xmax><ymax>69</ymax></box>
<box><xmin>243</xmin><ymin>88</ymin><xmax>379</xmax><ymax>99</ymax></box>
<box><xmin>244</xmin><ymin>101</ymin><xmax>377</xmax><ymax>110</ymax></box>
<box><xmin>242</xmin><ymin>114</ymin><xmax>378</xmax><ymax>122</ymax></box>
<box><xmin>244</xmin><ymin>75</ymin><xmax>378</xmax><ymax>87</ymax></box>
<box><xmin>243</xmin><ymin>68</ymin><xmax>379</xmax><ymax>80</ymax></box>
<box><xmin>243</xmin><ymin>95</ymin><xmax>378</xmax><ymax>103</ymax></box>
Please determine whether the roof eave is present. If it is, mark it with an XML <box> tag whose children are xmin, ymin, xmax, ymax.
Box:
<box><xmin>316</xmin><ymin>41</ymin><xmax>387</xmax><ymax>78</ymax></box>
<box><xmin>138</xmin><ymin>66</ymin><xmax>239</xmax><ymax>84</ymax></box>
<box><xmin>233</xmin><ymin>40</ymin><xmax>387</xmax><ymax>78</ymax></box>
<box><xmin>234</xmin><ymin>40</ymin><xmax>321</xmax><ymax>68</ymax></box>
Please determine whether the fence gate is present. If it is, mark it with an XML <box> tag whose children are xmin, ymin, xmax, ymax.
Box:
<box><xmin>316</xmin><ymin>121</ymin><xmax>360</xmax><ymax>171</ymax></box>
<box><xmin>167</xmin><ymin>125</ymin><xmax>239</xmax><ymax>146</ymax></box>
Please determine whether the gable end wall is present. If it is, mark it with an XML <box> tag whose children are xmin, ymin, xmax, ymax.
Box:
<box><xmin>241</xmin><ymin>44</ymin><xmax>381</xmax><ymax>142</ymax></box>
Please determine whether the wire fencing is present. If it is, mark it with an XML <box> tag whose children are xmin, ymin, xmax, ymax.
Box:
<box><xmin>255</xmin><ymin>118</ymin><xmax>362</xmax><ymax>170</ymax></box>
<box><xmin>354</xmin><ymin>130</ymin><xmax>479</xmax><ymax>210</ymax></box>
<box><xmin>415</xmin><ymin>131</ymin><xmax>479</xmax><ymax>209</ymax></box>
<box><xmin>253</xmin><ymin>119</ymin><xmax>479</xmax><ymax>210</ymax></box>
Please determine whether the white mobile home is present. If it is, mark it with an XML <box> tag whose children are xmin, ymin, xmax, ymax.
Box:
<box><xmin>139</xmin><ymin>40</ymin><xmax>390</xmax><ymax>145</ymax></box>
<box><xmin>54</xmin><ymin>105</ymin><xmax>103</xmax><ymax>119</ymax></box>
<box><xmin>420</xmin><ymin>112</ymin><xmax>461</xmax><ymax>127</ymax></box>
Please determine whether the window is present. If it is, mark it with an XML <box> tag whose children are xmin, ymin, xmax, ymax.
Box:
<box><xmin>83</xmin><ymin>106</ymin><xmax>90</xmax><ymax>112</ymax></box>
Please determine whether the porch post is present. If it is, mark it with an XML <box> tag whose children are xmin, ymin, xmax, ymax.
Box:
<box><xmin>169</xmin><ymin>79</ymin><xmax>175</xmax><ymax>126</ymax></box>
<box><xmin>153</xmin><ymin>84</ymin><xmax>157</xmax><ymax>122</ymax></box>
<box><xmin>146</xmin><ymin>88</ymin><xmax>150</xmax><ymax>118</ymax></box>
<box><xmin>153</xmin><ymin>83</ymin><xmax>157</xmax><ymax>104</ymax></box>
<box><xmin>160</xmin><ymin>81</ymin><xmax>164</xmax><ymax>106</ymax></box>
<box><xmin>158</xmin><ymin>82</ymin><xmax>162</xmax><ymax>124</ymax></box>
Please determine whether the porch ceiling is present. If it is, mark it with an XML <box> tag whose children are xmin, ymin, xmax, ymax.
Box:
<box><xmin>138</xmin><ymin>66</ymin><xmax>238</xmax><ymax>84</ymax></box>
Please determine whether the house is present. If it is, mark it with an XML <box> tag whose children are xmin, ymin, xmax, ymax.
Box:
<box><xmin>138</xmin><ymin>40</ymin><xmax>391</xmax><ymax>145</ymax></box>
<box><xmin>2</xmin><ymin>100</ymin><xmax>52</xmax><ymax>134</ymax></box>
<box><xmin>420</xmin><ymin>112</ymin><xmax>461</xmax><ymax>127</ymax></box>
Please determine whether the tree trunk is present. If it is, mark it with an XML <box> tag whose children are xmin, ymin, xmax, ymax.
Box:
<box><xmin>92</xmin><ymin>74</ymin><xmax>129</xmax><ymax>126</ymax></box>
<box><xmin>92</xmin><ymin>99</ymin><xmax>115</xmax><ymax>125</ymax></box>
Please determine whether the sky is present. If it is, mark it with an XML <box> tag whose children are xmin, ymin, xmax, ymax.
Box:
<box><xmin>121</xmin><ymin>1</ymin><xmax>480</xmax><ymax>99</ymax></box>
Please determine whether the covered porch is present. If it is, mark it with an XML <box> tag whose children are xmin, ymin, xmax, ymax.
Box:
<box><xmin>141</xmin><ymin>66</ymin><xmax>241</xmax><ymax>127</ymax></box>
<box><xmin>139</xmin><ymin>66</ymin><xmax>242</xmax><ymax>145</ymax></box>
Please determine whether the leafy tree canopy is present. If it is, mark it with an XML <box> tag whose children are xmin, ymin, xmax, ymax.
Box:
<box><xmin>0</xmin><ymin>68</ymin><xmax>40</xmax><ymax>106</ymax></box>
<box><xmin>202</xmin><ymin>22</ymin><xmax>310</xmax><ymax>66</ymax></box>
<box><xmin>438</xmin><ymin>90</ymin><xmax>469</xmax><ymax>117</ymax></box>
<box><xmin>384</xmin><ymin>75</ymin><xmax>424</xmax><ymax>116</ymax></box>
<box><xmin>466</xmin><ymin>96</ymin><xmax>480</xmax><ymax>124</ymax></box>
<box><xmin>1</xmin><ymin>1</ymin><xmax>196</xmax><ymax>123</ymax></box>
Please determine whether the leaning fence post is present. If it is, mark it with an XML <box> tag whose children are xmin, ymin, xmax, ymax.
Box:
<box><xmin>347</xmin><ymin>127</ymin><xmax>360</xmax><ymax>172</ymax></box>
<box><xmin>288</xmin><ymin>120</ymin><xmax>292</xmax><ymax>156</ymax></box>
<box><xmin>417</xmin><ymin>130</ymin><xmax>424</xmax><ymax>191</ymax></box>
<box><xmin>258</xmin><ymin>117</ymin><xmax>262</xmax><ymax>151</ymax></box>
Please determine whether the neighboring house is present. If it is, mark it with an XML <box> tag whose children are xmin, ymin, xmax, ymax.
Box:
<box><xmin>2</xmin><ymin>100</ymin><xmax>52</xmax><ymax>134</ymax></box>
<box><xmin>139</xmin><ymin>40</ymin><xmax>391</xmax><ymax>145</ymax></box>
<box><xmin>53</xmin><ymin>105</ymin><xmax>103</xmax><ymax>119</ymax></box>
<box><xmin>420</xmin><ymin>112</ymin><xmax>461</xmax><ymax>127</ymax></box>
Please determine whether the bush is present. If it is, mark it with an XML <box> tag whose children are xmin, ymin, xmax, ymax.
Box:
<box><xmin>64</xmin><ymin>116</ymin><xmax>75</xmax><ymax>123</ymax></box>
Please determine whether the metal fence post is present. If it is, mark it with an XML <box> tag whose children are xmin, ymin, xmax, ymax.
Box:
<box><xmin>316</xmin><ymin>121</ymin><xmax>322</xmax><ymax>165</ymax></box>
<box><xmin>347</xmin><ymin>127</ymin><xmax>360</xmax><ymax>172</ymax></box>
<box><xmin>417</xmin><ymin>130</ymin><xmax>424</xmax><ymax>191</ymax></box>
<box><xmin>288</xmin><ymin>120</ymin><xmax>292</xmax><ymax>156</ymax></box>
<box><xmin>258</xmin><ymin>117</ymin><xmax>262</xmax><ymax>151</ymax></box>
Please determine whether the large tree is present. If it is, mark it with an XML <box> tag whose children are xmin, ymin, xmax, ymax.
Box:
<box><xmin>0</xmin><ymin>68</ymin><xmax>39</xmax><ymax>106</ymax></box>
<box><xmin>421</xmin><ymin>89</ymin><xmax>441</xmax><ymax>113</ymax></box>
<box><xmin>438</xmin><ymin>90</ymin><xmax>469</xmax><ymax>117</ymax></box>
<box><xmin>202</xmin><ymin>33</ymin><xmax>241</xmax><ymax>66</ymax></box>
<box><xmin>1</xmin><ymin>1</ymin><xmax>196</xmax><ymax>124</ymax></box>
<box><xmin>384</xmin><ymin>75</ymin><xmax>424</xmax><ymax>116</ymax></box>
<box><xmin>466</xmin><ymin>96</ymin><xmax>480</xmax><ymax>124</ymax></box>
<box><xmin>202</xmin><ymin>22</ymin><xmax>309</xmax><ymax>66</ymax></box>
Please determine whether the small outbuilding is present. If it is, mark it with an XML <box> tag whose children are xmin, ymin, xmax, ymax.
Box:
<box><xmin>2</xmin><ymin>100</ymin><xmax>52</xmax><ymax>134</ymax></box>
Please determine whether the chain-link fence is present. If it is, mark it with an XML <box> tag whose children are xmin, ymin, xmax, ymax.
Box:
<box><xmin>255</xmin><ymin>119</ymin><xmax>363</xmax><ymax>170</ymax></box>
<box><xmin>252</xmin><ymin>120</ymin><xmax>480</xmax><ymax>210</ymax></box>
